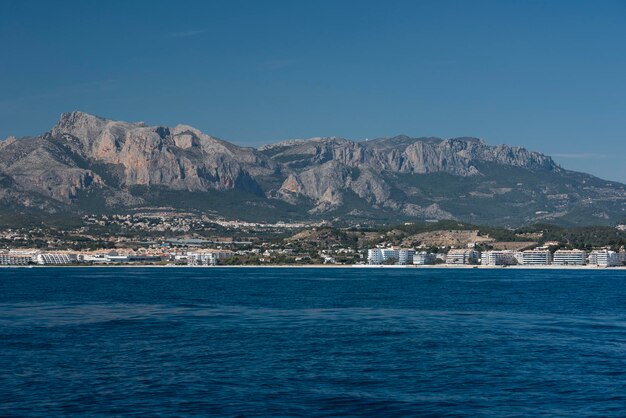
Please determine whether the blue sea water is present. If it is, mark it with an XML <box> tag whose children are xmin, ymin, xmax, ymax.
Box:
<box><xmin>2</xmin><ymin>267</ymin><xmax>626</xmax><ymax>417</ymax></box>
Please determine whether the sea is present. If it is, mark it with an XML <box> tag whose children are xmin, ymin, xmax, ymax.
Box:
<box><xmin>2</xmin><ymin>267</ymin><xmax>626</xmax><ymax>417</ymax></box>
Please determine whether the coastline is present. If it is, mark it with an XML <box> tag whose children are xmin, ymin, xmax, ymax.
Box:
<box><xmin>1</xmin><ymin>264</ymin><xmax>625</xmax><ymax>270</ymax></box>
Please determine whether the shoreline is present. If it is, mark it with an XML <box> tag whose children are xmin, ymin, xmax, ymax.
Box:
<box><xmin>1</xmin><ymin>264</ymin><xmax>625</xmax><ymax>270</ymax></box>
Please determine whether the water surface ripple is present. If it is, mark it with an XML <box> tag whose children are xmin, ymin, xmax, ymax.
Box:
<box><xmin>2</xmin><ymin>267</ymin><xmax>626</xmax><ymax>416</ymax></box>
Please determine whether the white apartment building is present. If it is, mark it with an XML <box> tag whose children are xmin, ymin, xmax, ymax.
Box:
<box><xmin>446</xmin><ymin>249</ymin><xmax>479</xmax><ymax>265</ymax></box>
<box><xmin>187</xmin><ymin>251</ymin><xmax>232</xmax><ymax>266</ymax></box>
<box><xmin>368</xmin><ymin>248</ymin><xmax>414</xmax><ymax>265</ymax></box>
<box><xmin>481</xmin><ymin>251</ymin><xmax>517</xmax><ymax>266</ymax></box>
<box><xmin>0</xmin><ymin>255</ymin><xmax>31</xmax><ymax>265</ymax></box>
<box><xmin>588</xmin><ymin>250</ymin><xmax>620</xmax><ymax>267</ymax></box>
<box><xmin>553</xmin><ymin>250</ymin><xmax>586</xmax><ymax>266</ymax></box>
<box><xmin>79</xmin><ymin>254</ymin><xmax>109</xmax><ymax>263</ymax></box>
<box><xmin>397</xmin><ymin>249</ymin><xmax>415</xmax><ymax>265</ymax></box>
<box><xmin>413</xmin><ymin>252</ymin><xmax>436</xmax><ymax>265</ymax></box>
<box><xmin>518</xmin><ymin>250</ymin><xmax>553</xmax><ymax>265</ymax></box>
<box><xmin>36</xmin><ymin>253</ymin><xmax>77</xmax><ymax>265</ymax></box>
<box><xmin>367</xmin><ymin>249</ymin><xmax>385</xmax><ymax>265</ymax></box>
<box><xmin>381</xmin><ymin>248</ymin><xmax>399</xmax><ymax>262</ymax></box>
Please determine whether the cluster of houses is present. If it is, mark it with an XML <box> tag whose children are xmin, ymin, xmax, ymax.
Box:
<box><xmin>0</xmin><ymin>249</ymin><xmax>233</xmax><ymax>266</ymax></box>
<box><xmin>367</xmin><ymin>247</ymin><xmax>626</xmax><ymax>267</ymax></box>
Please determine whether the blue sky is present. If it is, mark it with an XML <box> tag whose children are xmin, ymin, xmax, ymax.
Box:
<box><xmin>1</xmin><ymin>0</ymin><xmax>625</xmax><ymax>182</ymax></box>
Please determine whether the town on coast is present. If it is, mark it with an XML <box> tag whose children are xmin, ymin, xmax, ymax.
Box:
<box><xmin>1</xmin><ymin>247</ymin><xmax>625</xmax><ymax>268</ymax></box>
<box><xmin>2</xmin><ymin>216</ymin><xmax>626</xmax><ymax>268</ymax></box>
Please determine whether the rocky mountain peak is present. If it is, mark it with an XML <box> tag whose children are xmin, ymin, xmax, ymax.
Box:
<box><xmin>50</xmin><ymin>111</ymin><xmax>141</xmax><ymax>148</ymax></box>
<box><xmin>58</xmin><ymin>110</ymin><xmax>106</xmax><ymax>125</ymax></box>
<box><xmin>52</xmin><ymin>111</ymin><xmax>107</xmax><ymax>135</ymax></box>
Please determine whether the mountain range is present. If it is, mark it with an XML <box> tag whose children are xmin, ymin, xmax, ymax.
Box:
<box><xmin>1</xmin><ymin>111</ymin><xmax>624</xmax><ymax>226</ymax></box>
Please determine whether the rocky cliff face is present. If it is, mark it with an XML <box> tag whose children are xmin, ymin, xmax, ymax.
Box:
<box><xmin>48</xmin><ymin>111</ymin><xmax>276</xmax><ymax>193</ymax></box>
<box><xmin>262</xmin><ymin>135</ymin><xmax>560</xmax><ymax>214</ymax></box>
<box><xmin>1</xmin><ymin>111</ymin><xmax>624</xmax><ymax>226</ymax></box>
<box><xmin>0</xmin><ymin>134</ymin><xmax>104</xmax><ymax>204</ymax></box>
<box><xmin>263</xmin><ymin>135</ymin><xmax>557</xmax><ymax>175</ymax></box>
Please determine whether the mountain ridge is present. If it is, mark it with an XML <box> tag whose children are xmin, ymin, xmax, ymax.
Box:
<box><xmin>1</xmin><ymin>111</ymin><xmax>624</xmax><ymax>226</ymax></box>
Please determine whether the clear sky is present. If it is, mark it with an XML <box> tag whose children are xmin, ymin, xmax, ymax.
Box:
<box><xmin>1</xmin><ymin>0</ymin><xmax>625</xmax><ymax>182</ymax></box>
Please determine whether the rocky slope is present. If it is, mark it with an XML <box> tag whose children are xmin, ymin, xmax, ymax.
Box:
<box><xmin>1</xmin><ymin>111</ymin><xmax>625</xmax><ymax>226</ymax></box>
<box><xmin>261</xmin><ymin>135</ymin><xmax>560</xmax><ymax>216</ymax></box>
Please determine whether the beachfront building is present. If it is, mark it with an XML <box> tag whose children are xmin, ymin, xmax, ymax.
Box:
<box><xmin>518</xmin><ymin>250</ymin><xmax>553</xmax><ymax>265</ymax></box>
<box><xmin>36</xmin><ymin>253</ymin><xmax>77</xmax><ymax>265</ymax></box>
<box><xmin>413</xmin><ymin>252</ymin><xmax>436</xmax><ymax>265</ymax></box>
<box><xmin>397</xmin><ymin>249</ymin><xmax>415</xmax><ymax>265</ymax></box>
<box><xmin>481</xmin><ymin>251</ymin><xmax>517</xmax><ymax>266</ymax></box>
<box><xmin>187</xmin><ymin>250</ymin><xmax>233</xmax><ymax>266</ymax></box>
<box><xmin>367</xmin><ymin>248</ymin><xmax>415</xmax><ymax>265</ymax></box>
<box><xmin>553</xmin><ymin>250</ymin><xmax>586</xmax><ymax>266</ymax></box>
<box><xmin>446</xmin><ymin>249</ymin><xmax>479</xmax><ymax>265</ymax></box>
<box><xmin>368</xmin><ymin>249</ymin><xmax>385</xmax><ymax>265</ymax></box>
<box><xmin>588</xmin><ymin>250</ymin><xmax>620</xmax><ymax>267</ymax></box>
<box><xmin>107</xmin><ymin>255</ymin><xmax>131</xmax><ymax>262</ymax></box>
<box><xmin>367</xmin><ymin>248</ymin><xmax>416</xmax><ymax>265</ymax></box>
<box><xmin>381</xmin><ymin>248</ymin><xmax>400</xmax><ymax>263</ymax></box>
<box><xmin>0</xmin><ymin>254</ymin><xmax>32</xmax><ymax>265</ymax></box>
<box><xmin>126</xmin><ymin>255</ymin><xmax>162</xmax><ymax>263</ymax></box>
<box><xmin>101</xmin><ymin>250</ymin><xmax>129</xmax><ymax>263</ymax></box>
<box><xmin>79</xmin><ymin>254</ymin><xmax>109</xmax><ymax>263</ymax></box>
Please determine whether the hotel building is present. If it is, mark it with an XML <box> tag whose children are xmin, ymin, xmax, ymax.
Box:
<box><xmin>446</xmin><ymin>249</ymin><xmax>480</xmax><ymax>265</ymax></box>
<box><xmin>481</xmin><ymin>251</ymin><xmax>517</xmax><ymax>266</ymax></box>
<box><xmin>0</xmin><ymin>255</ymin><xmax>32</xmax><ymax>265</ymax></box>
<box><xmin>397</xmin><ymin>249</ymin><xmax>415</xmax><ymax>265</ymax></box>
<box><xmin>413</xmin><ymin>252</ymin><xmax>436</xmax><ymax>265</ymax></box>
<box><xmin>368</xmin><ymin>248</ymin><xmax>415</xmax><ymax>265</ymax></box>
<box><xmin>187</xmin><ymin>250</ymin><xmax>233</xmax><ymax>266</ymax></box>
<box><xmin>518</xmin><ymin>250</ymin><xmax>553</xmax><ymax>265</ymax></box>
<box><xmin>588</xmin><ymin>250</ymin><xmax>620</xmax><ymax>267</ymax></box>
<box><xmin>36</xmin><ymin>253</ymin><xmax>77</xmax><ymax>265</ymax></box>
<box><xmin>553</xmin><ymin>250</ymin><xmax>586</xmax><ymax>266</ymax></box>
<box><xmin>367</xmin><ymin>249</ymin><xmax>385</xmax><ymax>265</ymax></box>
